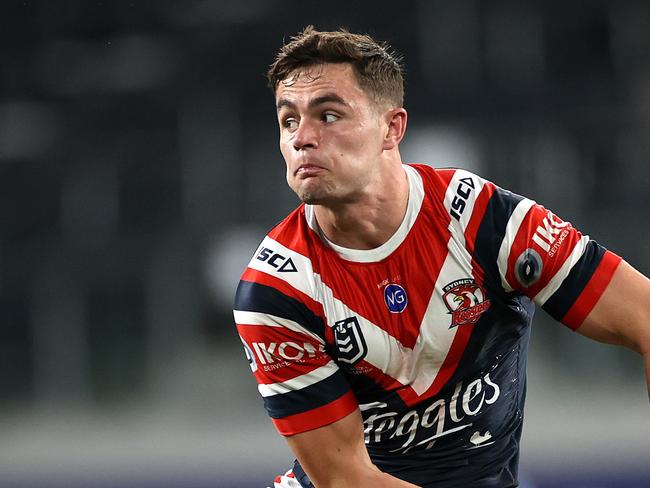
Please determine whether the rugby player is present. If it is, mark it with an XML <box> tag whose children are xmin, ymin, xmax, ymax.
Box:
<box><xmin>234</xmin><ymin>26</ymin><xmax>650</xmax><ymax>487</ymax></box>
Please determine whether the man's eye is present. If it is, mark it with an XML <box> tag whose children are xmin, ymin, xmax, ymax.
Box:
<box><xmin>283</xmin><ymin>118</ymin><xmax>298</xmax><ymax>130</ymax></box>
<box><xmin>323</xmin><ymin>113</ymin><xmax>339</xmax><ymax>123</ymax></box>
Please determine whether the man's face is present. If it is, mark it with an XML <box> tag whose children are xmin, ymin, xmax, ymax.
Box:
<box><xmin>275</xmin><ymin>63</ymin><xmax>388</xmax><ymax>205</ymax></box>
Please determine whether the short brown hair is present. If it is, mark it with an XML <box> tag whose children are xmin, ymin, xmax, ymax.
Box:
<box><xmin>267</xmin><ymin>26</ymin><xmax>404</xmax><ymax>108</ymax></box>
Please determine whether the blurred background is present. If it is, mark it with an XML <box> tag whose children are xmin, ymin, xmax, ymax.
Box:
<box><xmin>0</xmin><ymin>1</ymin><xmax>648</xmax><ymax>487</ymax></box>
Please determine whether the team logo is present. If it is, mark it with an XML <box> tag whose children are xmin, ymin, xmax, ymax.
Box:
<box><xmin>443</xmin><ymin>279</ymin><xmax>491</xmax><ymax>328</ymax></box>
<box><xmin>333</xmin><ymin>316</ymin><xmax>367</xmax><ymax>364</ymax></box>
<box><xmin>384</xmin><ymin>284</ymin><xmax>408</xmax><ymax>313</ymax></box>
<box><xmin>514</xmin><ymin>248</ymin><xmax>543</xmax><ymax>287</ymax></box>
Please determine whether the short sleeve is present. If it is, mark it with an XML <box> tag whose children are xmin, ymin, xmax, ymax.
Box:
<box><xmin>234</xmin><ymin>277</ymin><xmax>357</xmax><ymax>436</ymax></box>
<box><xmin>489</xmin><ymin>192</ymin><xmax>622</xmax><ymax>329</ymax></box>
<box><xmin>435</xmin><ymin>168</ymin><xmax>622</xmax><ymax>331</ymax></box>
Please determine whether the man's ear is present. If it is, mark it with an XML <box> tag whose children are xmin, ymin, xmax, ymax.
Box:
<box><xmin>382</xmin><ymin>108</ymin><xmax>408</xmax><ymax>150</ymax></box>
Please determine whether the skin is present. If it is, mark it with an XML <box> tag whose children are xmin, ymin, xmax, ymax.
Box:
<box><xmin>275</xmin><ymin>62</ymin><xmax>417</xmax><ymax>487</ymax></box>
<box><xmin>272</xmin><ymin>61</ymin><xmax>650</xmax><ymax>487</ymax></box>
<box><xmin>276</xmin><ymin>63</ymin><xmax>408</xmax><ymax>250</ymax></box>
<box><xmin>577</xmin><ymin>261</ymin><xmax>650</xmax><ymax>399</ymax></box>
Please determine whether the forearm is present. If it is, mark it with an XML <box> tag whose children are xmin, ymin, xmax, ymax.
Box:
<box><xmin>312</xmin><ymin>471</ymin><xmax>416</xmax><ymax>488</ymax></box>
<box><xmin>295</xmin><ymin>438</ymin><xmax>420</xmax><ymax>488</ymax></box>
<box><xmin>313</xmin><ymin>468</ymin><xmax>419</xmax><ymax>488</ymax></box>
<box><xmin>287</xmin><ymin>410</ymin><xmax>420</xmax><ymax>488</ymax></box>
<box><xmin>357</xmin><ymin>474</ymin><xmax>419</xmax><ymax>487</ymax></box>
<box><xmin>366</xmin><ymin>471</ymin><xmax>420</xmax><ymax>487</ymax></box>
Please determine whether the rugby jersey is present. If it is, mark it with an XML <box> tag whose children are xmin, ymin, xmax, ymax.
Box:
<box><xmin>234</xmin><ymin>164</ymin><xmax>620</xmax><ymax>487</ymax></box>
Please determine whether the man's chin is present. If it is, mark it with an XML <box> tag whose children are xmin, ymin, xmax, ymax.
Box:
<box><xmin>298</xmin><ymin>192</ymin><xmax>325</xmax><ymax>205</ymax></box>
<box><xmin>295</xmin><ymin>185</ymin><xmax>327</xmax><ymax>205</ymax></box>
<box><xmin>293</xmin><ymin>180</ymin><xmax>341</xmax><ymax>205</ymax></box>
<box><xmin>297</xmin><ymin>187</ymin><xmax>354</xmax><ymax>206</ymax></box>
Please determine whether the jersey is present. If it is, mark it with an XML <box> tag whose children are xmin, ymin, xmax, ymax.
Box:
<box><xmin>234</xmin><ymin>164</ymin><xmax>621</xmax><ymax>487</ymax></box>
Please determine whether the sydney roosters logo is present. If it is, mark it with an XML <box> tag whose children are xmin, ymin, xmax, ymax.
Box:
<box><xmin>443</xmin><ymin>279</ymin><xmax>491</xmax><ymax>328</ymax></box>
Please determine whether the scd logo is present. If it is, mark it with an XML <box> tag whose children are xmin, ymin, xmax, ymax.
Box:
<box><xmin>384</xmin><ymin>284</ymin><xmax>408</xmax><ymax>313</ymax></box>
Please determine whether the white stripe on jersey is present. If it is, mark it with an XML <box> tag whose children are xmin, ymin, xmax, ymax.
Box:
<box><xmin>233</xmin><ymin>310</ymin><xmax>325</xmax><ymax>344</ymax></box>
<box><xmin>345</xmin><ymin>310</ymin><xmax>414</xmax><ymax>383</ymax></box>
<box><xmin>246</xmin><ymin>168</ymin><xmax>496</xmax><ymax>398</ymax></box>
<box><xmin>258</xmin><ymin>360</ymin><xmax>339</xmax><ymax>397</ymax></box>
<box><xmin>246</xmin><ymin>236</ymin><xmax>415</xmax><ymax>385</ymax></box>
<box><xmin>496</xmin><ymin>198</ymin><xmax>536</xmax><ymax>292</ymax></box>
<box><xmin>443</xmin><ymin>169</ymin><xmax>487</xmax><ymax>234</ymax></box>
<box><xmin>408</xmin><ymin>170</ymin><xmax>485</xmax><ymax>395</ymax></box>
<box><xmin>304</xmin><ymin>164</ymin><xmax>425</xmax><ymax>263</ymax></box>
<box><xmin>533</xmin><ymin>234</ymin><xmax>591</xmax><ymax>306</ymax></box>
<box><xmin>248</xmin><ymin>236</ymin><xmax>318</xmax><ymax>298</ymax></box>
<box><xmin>409</xmin><ymin>257</ymin><xmax>461</xmax><ymax>395</ymax></box>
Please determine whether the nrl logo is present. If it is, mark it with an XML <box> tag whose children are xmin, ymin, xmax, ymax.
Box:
<box><xmin>443</xmin><ymin>279</ymin><xmax>491</xmax><ymax>328</ymax></box>
<box><xmin>333</xmin><ymin>316</ymin><xmax>368</xmax><ymax>365</ymax></box>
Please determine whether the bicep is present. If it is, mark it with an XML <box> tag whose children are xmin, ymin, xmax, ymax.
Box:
<box><xmin>577</xmin><ymin>260</ymin><xmax>650</xmax><ymax>354</ymax></box>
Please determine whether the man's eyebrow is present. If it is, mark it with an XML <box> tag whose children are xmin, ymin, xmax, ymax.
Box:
<box><xmin>310</xmin><ymin>93</ymin><xmax>348</xmax><ymax>108</ymax></box>
<box><xmin>276</xmin><ymin>93</ymin><xmax>349</xmax><ymax>112</ymax></box>
<box><xmin>276</xmin><ymin>98</ymin><xmax>296</xmax><ymax>111</ymax></box>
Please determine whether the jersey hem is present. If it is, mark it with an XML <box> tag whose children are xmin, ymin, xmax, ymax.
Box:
<box><xmin>272</xmin><ymin>389</ymin><xmax>358</xmax><ymax>436</ymax></box>
<box><xmin>562</xmin><ymin>250</ymin><xmax>622</xmax><ymax>330</ymax></box>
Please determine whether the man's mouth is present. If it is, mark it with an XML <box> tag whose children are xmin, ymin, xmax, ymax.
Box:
<box><xmin>295</xmin><ymin>164</ymin><xmax>324</xmax><ymax>177</ymax></box>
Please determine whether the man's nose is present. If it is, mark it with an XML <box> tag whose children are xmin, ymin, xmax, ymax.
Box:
<box><xmin>293</xmin><ymin>119</ymin><xmax>319</xmax><ymax>151</ymax></box>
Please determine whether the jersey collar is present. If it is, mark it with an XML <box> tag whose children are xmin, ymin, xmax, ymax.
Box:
<box><xmin>305</xmin><ymin>164</ymin><xmax>424</xmax><ymax>263</ymax></box>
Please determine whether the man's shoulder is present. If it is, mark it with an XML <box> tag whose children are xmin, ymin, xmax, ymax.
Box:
<box><xmin>237</xmin><ymin>203</ymin><xmax>318</xmax><ymax>291</ymax></box>
<box><xmin>267</xmin><ymin>203</ymin><xmax>307</xmax><ymax>237</ymax></box>
<box><xmin>405</xmin><ymin>164</ymin><xmax>496</xmax><ymax>217</ymax></box>
<box><xmin>406</xmin><ymin>163</ymin><xmax>487</xmax><ymax>184</ymax></box>
<box><xmin>261</xmin><ymin>203</ymin><xmax>317</xmax><ymax>258</ymax></box>
<box><xmin>234</xmin><ymin>202</ymin><xmax>324</xmax><ymax>325</ymax></box>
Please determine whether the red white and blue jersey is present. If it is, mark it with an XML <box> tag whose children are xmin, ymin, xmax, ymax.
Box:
<box><xmin>234</xmin><ymin>164</ymin><xmax>621</xmax><ymax>487</ymax></box>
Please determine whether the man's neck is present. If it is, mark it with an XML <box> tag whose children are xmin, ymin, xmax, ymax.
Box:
<box><xmin>313</xmin><ymin>163</ymin><xmax>409</xmax><ymax>250</ymax></box>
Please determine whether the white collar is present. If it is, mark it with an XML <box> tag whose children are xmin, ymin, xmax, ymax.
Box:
<box><xmin>305</xmin><ymin>164</ymin><xmax>424</xmax><ymax>263</ymax></box>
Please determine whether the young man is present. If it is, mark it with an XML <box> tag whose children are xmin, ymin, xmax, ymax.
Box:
<box><xmin>234</xmin><ymin>27</ymin><xmax>650</xmax><ymax>487</ymax></box>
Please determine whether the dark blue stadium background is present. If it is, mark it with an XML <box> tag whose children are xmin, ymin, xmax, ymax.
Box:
<box><xmin>0</xmin><ymin>1</ymin><xmax>648</xmax><ymax>487</ymax></box>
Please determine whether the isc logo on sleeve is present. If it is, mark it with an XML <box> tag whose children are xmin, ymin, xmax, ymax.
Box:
<box><xmin>256</xmin><ymin>246</ymin><xmax>297</xmax><ymax>272</ymax></box>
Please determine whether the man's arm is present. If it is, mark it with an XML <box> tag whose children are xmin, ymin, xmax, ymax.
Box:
<box><xmin>576</xmin><ymin>260</ymin><xmax>650</xmax><ymax>398</ymax></box>
<box><xmin>286</xmin><ymin>408</ymin><xmax>419</xmax><ymax>488</ymax></box>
